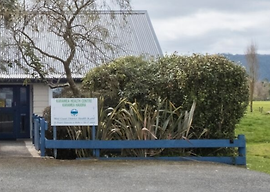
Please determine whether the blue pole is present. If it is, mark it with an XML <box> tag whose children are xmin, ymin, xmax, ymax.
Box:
<box><xmin>32</xmin><ymin>114</ymin><xmax>36</xmax><ymax>144</ymax></box>
<box><xmin>238</xmin><ymin>134</ymin><xmax>246</xmax><ymax>166</ymax></box>
<box><xmin>40</xmin><ymin>118</ymin><xmax>46</xmax><ymax>157</ymax></box>
<box><xmin>34</xmin><ymin>119</ymin><xmax>40</xmax><ymax>150</ymax></box>
<box><xmin>92</xmin><ymin>126</ymin><xmax>100</xmax><ymax>157</ymax></box>
<box><xmin>92</xmin><ymin>126</ymin><xmax>96</xmax><ymax>157</ymax></box>
<box><xmin>53</xmin><ymin>126</ymin><xmax>57</xmax><ymax>159</ymax></box>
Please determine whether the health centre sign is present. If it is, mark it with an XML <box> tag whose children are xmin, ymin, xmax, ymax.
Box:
<box><xmin>51</xmin><ymin>98</ymin><xmax>98</xmax><ymax>126</ymax></box>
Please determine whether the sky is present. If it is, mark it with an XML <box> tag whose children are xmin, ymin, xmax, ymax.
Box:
<box><xmin>131</xmin><ymin>0</ymin><xmax>270</xmax><ymax>55</ymax></box>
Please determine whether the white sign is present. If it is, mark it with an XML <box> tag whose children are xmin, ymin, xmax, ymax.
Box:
<box><xmin>51</xmin><ymin>98</ymin><xmax>98</xmax><ymax>126</ymax></box>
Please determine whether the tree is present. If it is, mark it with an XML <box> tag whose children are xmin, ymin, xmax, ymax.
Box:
<box><xmin>245</xmin><ymin>42</ymin><xmax>259</xmax><ymax>112</ymax></box>
<box><xmin>0</xmin><ymin>0</ymin><xmax>18</xmax><ymax>27</ymax></box>
<box><xmin>255</xmin><ymin>81</ymin><xmax>270</xmax><ymax>101</ymax></box>
<box><xmin>255</xmin><ymin>79</ymin><xmax>270</xmax><ymax>100</ymax></box>
<box><xmin>2</xmin><ymin>0</ymin><xmax>131</xmax><ymax>97</ymax></box>
<box><xmin>0</xmin><ymin>0</ymin><xmax>18</xmax><ymax>71</ymax></box>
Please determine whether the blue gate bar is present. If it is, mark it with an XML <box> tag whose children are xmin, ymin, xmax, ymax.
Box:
<box><xmin>45</xmin><ymin>138</ymin><xmax>245</xmax><ymax>149</ymax></box>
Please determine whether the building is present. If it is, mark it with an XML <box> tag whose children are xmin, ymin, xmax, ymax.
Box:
<box><xmin>0</xmin><ymin>10</ymin><xmax>162</xmax><ymax>139</ymax></box>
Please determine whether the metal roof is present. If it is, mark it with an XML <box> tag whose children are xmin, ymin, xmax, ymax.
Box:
<box><xmin>0</xmin><ymin>10</ymin><xmax>163</xmax><ymax>80</ymax></box>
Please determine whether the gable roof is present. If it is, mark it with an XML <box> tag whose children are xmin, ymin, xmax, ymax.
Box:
<box><xmin>0</xmin><ymin>10</ymin><xmax>162</xmax><ymax>81</ymax></box>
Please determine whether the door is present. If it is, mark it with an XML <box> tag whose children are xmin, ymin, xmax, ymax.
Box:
<box><xmin>0</xmin><ymin>85</ymin><xmax>30</xmax><ymax>139</ymax></box>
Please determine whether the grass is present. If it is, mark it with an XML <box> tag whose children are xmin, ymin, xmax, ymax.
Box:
<box><xmin>236</xmin><ymin>101</ymin><xmax>270</xmax><ymax>174</ymax></box>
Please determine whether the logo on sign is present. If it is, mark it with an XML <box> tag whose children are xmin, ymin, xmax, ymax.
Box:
<box><xmin>70</xmin><ymin>109</ymin><xmax>78</xmax><ymax>116</ymax></box>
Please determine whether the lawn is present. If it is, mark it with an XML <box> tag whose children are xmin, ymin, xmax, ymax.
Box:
<box><xmin>236</xmin><ymin>101</ymin><xmax>270</xmax><ymax>174</ymax></box>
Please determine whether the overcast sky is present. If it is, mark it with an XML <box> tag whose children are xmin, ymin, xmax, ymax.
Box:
<box><xmin>131</xmin><ymin>0</ymin><xmax>270</xmax><ymax>55</ymax></box>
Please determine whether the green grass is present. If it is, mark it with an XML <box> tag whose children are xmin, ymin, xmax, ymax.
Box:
<box><xmin>236</xmin><ymin>101</ymin><xmax>270</xmax><ymax>174</ymax></box>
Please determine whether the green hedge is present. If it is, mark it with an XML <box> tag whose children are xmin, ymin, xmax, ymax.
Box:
<box><xmin>82</xmin><ymin>54</ymin><xmax>249</xmax><ymax>140</ymax></box>
<box><xmin>156</xmin><ymin>54</ymin><xmax>249</xmax><ymax>139</ymax></box>
<box><xmin>82</xmin><ymin>56</ymin><xmax>159</xmax><ymax>107</ymax></box>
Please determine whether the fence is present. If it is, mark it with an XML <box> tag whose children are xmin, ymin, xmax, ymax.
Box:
<box><xmin>33</xmin><ymin>115</ymin><xmax>246</xmax><ymax>165</ymax></box>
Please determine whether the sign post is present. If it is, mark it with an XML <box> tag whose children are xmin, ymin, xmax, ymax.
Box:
<box><xmin>51</xmin><ymin>98</ymin><xmax>98</xmax><ymax>158</ymax></box>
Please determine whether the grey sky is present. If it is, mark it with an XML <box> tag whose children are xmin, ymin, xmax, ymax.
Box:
<box><xmin>131</xmin><ymin>0</ymin><xmax>270</xmax><ymax>55</ymax></box>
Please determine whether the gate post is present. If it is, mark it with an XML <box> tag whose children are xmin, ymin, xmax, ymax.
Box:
<box><xmin>32</xmin><ymin>114</ymin><xmax>37</xmax><ymax>144</ymax></box>
<box><xmin>238</xmin><ymin>134</ymin><xmax>246</xmax><ymax>166</ymax></box>
<box><xmin>53</xmin><ymin>126</ymin><xmax>57</xmax><ymax>158</ymax></box>
<box><xmin>92</xmin><ymin>126</ymin><xmax>100</xmax><ymax>157</ymax></box>
<box><xmin>34</xmin><ymin>118</ymin><xmax>40</xmax><ymax>150</ymax></box>
<box><xmin>40</xmin><ymin>118</ymin><xmax>47</xmax><ymax>157</ymax></box>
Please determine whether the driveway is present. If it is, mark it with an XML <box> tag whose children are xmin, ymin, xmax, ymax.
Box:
<box><xmin>0</xmin><ymin>157</ymin><xmax>270</xmax><ymax>192</ymax></box>
<box><xmin>0</xmin><ymin>140</ymin><xmax>40</xmax><ymax>157</ymax></box>
<box><xmin>0</xmin><ymin>140</ymin><xmax>270</xmax><ymax>192</ymax></box>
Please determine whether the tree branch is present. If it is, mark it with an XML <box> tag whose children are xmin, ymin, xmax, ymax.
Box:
<box><xmin>18</xmin><ymin>30</ymin><xmax>66</xmax><ymax>64</ymax></box>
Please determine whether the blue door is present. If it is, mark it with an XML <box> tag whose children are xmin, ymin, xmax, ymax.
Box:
<box><xmin>0</xmin><ymin>85</ymin><xmax>30</xmax><ymax>139</ymax></box>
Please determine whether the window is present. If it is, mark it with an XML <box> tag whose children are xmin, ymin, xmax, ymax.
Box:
<box><xmin>0</xmin><ymin>88</ymin><xmax>13</xmax><ymax>108</ymax></box>
<box><xmin>49</xmin><ymin>87</ymin><xmax>65</xmax><ymax>105</ymax></box>
<box><xmin>20</xmin><ymin>87</ymin><xmax>27</xmax><ymax>106</ymax></box>
<box><xmin>52</xmin><ymin>87</ymin><xmax>64</xmax><ymax>98</ymax></box>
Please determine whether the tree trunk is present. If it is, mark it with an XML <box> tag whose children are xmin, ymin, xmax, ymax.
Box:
<box><xmin>250</xmin><ymin>79</ymin><xmax>254</xmax><ymax>112</ymax></box>
<box><xmin>64</xmin><ymin>62</ymin><xmax>81</xmax><ymax>97</ymax></box>
<box><xmin>250</xmin><ymin>99</ymin><xmax>253</xmax><ymax>113</ymax></box>
<box><xmin>245</xmin><ymin>42</ymin><xmax>258</xmax><ymax>113</ymax></box>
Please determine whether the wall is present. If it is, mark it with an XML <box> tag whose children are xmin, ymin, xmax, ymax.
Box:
<box><xmin>33</xmin><ymin>84</ymin><xmax>49</xmax><ymax>116</ymax></box>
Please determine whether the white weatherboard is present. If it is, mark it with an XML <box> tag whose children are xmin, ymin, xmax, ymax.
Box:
<box><xmin>51</xmin><ymin>98</ymin><xmax>98</xmax><ymax>126</ymax></box>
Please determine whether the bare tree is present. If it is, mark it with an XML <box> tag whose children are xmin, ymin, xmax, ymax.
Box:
<box><xmin>2</xmin><ymin>0</ymin><xmax>131</xmax><ymax>97</ymax></box>
<box><xmin>254</xmin><ymin>81</ymin><xmax>269</xmax><ymax>100</ymax></box>
<box><xmin>245</xmin><ymin>42</ymin><xmax>259</xmax><ymax>112</ymax></box>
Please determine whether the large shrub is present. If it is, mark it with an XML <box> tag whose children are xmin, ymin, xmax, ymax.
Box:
<box><xmin>156</xmin><ymin>54</ymin><xmax>249</xmax><ymax>139</ymax></box>
<box><xmin>82</xmin><ymin>56</ymin><xmax>159</xmax><ymax>107</ymax></box>
<box><xmin>83</xmin><ymin>54</ymin><xmax>249</xmax><ymax>141</ymax></box>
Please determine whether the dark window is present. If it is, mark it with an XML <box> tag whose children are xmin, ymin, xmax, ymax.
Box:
<box><xmin>20</xmin><ymin>87</ymin><xmax>27</xmax><ymax>106</ymax></box>
<box><xmin>0</xmin><ymin>88</ymin><xmax>13</xmax><ymax>108</ymax></box>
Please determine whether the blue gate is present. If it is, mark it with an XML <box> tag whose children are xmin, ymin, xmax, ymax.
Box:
<box><xmin>33</xmin><ymin>115</ymin><xmax>246</xmax><ymax>165</ymax></box>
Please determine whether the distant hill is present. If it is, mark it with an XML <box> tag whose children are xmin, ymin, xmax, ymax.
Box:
<box><xmin>222</xmin><ymin>54</ymin><xmax>270</xmax><ymax>81</ymax></box>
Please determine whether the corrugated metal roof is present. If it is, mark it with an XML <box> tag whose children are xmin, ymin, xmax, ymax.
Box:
<box><xmin>0</xmin><ymin>10</ymin><xmax>163</xmax><ymax>80</ymax></box>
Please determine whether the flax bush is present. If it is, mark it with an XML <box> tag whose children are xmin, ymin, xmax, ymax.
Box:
<box><xmin>66</xmin><ymin>97</ymin><xmax>117</xmax><ymax>158</ymax></box>
<box><xmin>66</xmin><ymin>97</ymin><xmax>196</xmax><ymax>158</ymax></box>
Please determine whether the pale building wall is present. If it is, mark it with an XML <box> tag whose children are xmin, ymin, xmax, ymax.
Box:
<box><xmin>33</xmin><ymin>83</ymin><xmax>82</xmax><ymax>116</ymax></box>
<box><xmin>33</xmin><ymin>84</ymin><xmax>50</xmax><ymax>116</ymax></box>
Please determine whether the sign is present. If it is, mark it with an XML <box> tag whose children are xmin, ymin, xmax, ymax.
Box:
<box><xmin>51</xmin><ymin>98</ymin><xmax>98</xmax><ymax>126</ymax></box>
